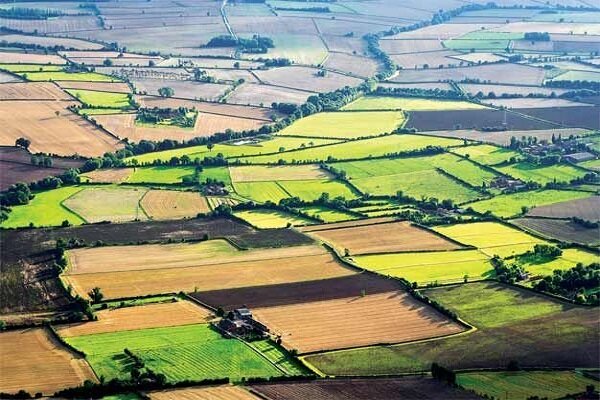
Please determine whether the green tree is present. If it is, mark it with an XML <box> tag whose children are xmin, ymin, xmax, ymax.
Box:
<box><xmin>87</xmin><ymin>287</ymin><xmax>104</xmax><ymax>303</ymax></box>
<box><xmin>158</xmin><ymin>86</ymin><xmax>174</xmax><ymax>97</ymax></box>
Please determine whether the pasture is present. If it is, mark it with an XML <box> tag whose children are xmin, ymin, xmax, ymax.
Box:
<box><xmin>298</xmin><ymin>206</ymin><xmax>359</xmax><ymax>223</ymax></box>
<box><xmin>310</xmin><ymin>221</ymin><xmax>462</xmax><ymax>255</ymax></box>
<box><xmin>229</xmin><ymin>165</ymin><xmax>330</xmax><ymax>182</ymax></box>
<box><xmin>234</xmin><ymin>209</ymin><xmax>316</xmax><ymax>229</ymax></box>
<box><xmin>497</xmin><ymin>162</ymin><xmax>587</xmax><ymax>185</ymax></box>
<box><xmin>81</xmin><ymin>168</ymin><xmax>133</xmax><ymax>183</ymax></box>
<box><xmin>457</xmin><ymin>370</ymin><xmax>598</xmax><ymax>400</ymax></box>
<box><xmin>516</xmin><ymin>248</ymin><xmax>599</xmax><ymax>278</ymax></box>
<box><xmin>0</xmin><ymin>328</ymin><xmax>96</xmax><ymax>395</ymax></box>
<box><xmin>141</xmin><ymin>190</ymin><xmax>211</xmax><ymax>220</ymax></box>
<box><xmin>66</xmin><ymin>89</ymin><xmax>131</xmax><ymax>109</ymax></box>
<box><xmin>452</xmin><ymin>144</ymin><xmax>520</xmax><ymax>165</ymax></box>
<box><xmin>277</xmin><ymin>111</ymin><xmax>405</xmax><ymax>139</ymax></box>
<box><xmin>129</xmin><ymin>166</ymin><xmax>230</xmax><ymax>185</ymax></box>
<box><xmin>466</xmin><ymin>189</ymin><xmax>592</xmax><ymax>218</ymax></box>
<box><xmin>18</xmin><ymin>71</ymin><xmax>118</xmax><ymax>82</ymax></box>
<box><xmin>234</xmin><ymin>181</ymin><xmax>290</xmax><ymax>203</ymax></box>
<box><xmin>352</xmin><ymin>250</ymin><xmax>493</xmax><ymax>285</ymax></box>
<box><xmin>306</xmin><ymin>282</ymin><xmax>599</xmax><ymax>375</ymax></box>
<box><xmin>277</xmin><ymin>180</ymin><xmax>358</xmax><ymax>201</ymax></box>
<box><xmin>63</xmin><ymin>186</ymin><xmax>148</xmax><ymax>223</ymax></box>
<box><xmin>65</xmin><ymin>324</ymin><xmax>283</xmax><ymax>382</ymax></box>
<box><xmin>342</xmin><ymin>97</ymin><xmax>486</xmax><ymax>111</ymax></box>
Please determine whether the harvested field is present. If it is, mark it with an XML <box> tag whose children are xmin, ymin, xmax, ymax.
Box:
<box><xmin>227</xmin><ymin>83</ymin><xmax>313</xmax><ymax>106</ymax></box>
<box><xmin>406</xmin><ymin>109</ymin><xmax>558</xmax><ymax>131</ymax></box>
<box><xmin>233</xmin><ymin>209</ymin><xmax>316</xmax><ymax>229</ymax></box>
<box><xmin>192</xmin><ymin>274</ymin><xmax>400</xmax><ymax>310</ymax></box>
<box><xmin>253</xmin><ymin>66</ymin><xmax>363</xmax><ymax>93</ymax></box>
<box><xmin>517</xmin><ymin>106</ymin><xmax>600</xmax><ymax>130</ymax></box>
<box><xmin>252</xmin><ymin>290</ymin><xmax>464</xmax><ymax>353</ymax></box>
<box><xmin>527</xmin><ymin>196</ymin><xmax>600</xmax><ymax>221</ymax></box>
<box><xmin>57</xmin><ymin>81</ymin><xmax>131</xmax><ymax>93</ymax></box>
<box><xmin>0</xmin><ymin>101</ymin><xmax>122</xmax><ymax>157</ymax></box>
<box><xmin>131</xmin><ymin>79</ymin><xmax>230</xmax><ymax>102</ymax></box>
<box><xmin>309</xmin><ymin>221</ymin><xmax>462</xmax><ymax>255</ymax></box>
<box><xmin>0</xmin><ymin>15</ymin><xmax>100</xmax><ymax>34</ymax></box>
<box><xmin>459</xmin><ymin>83</ymin><xmax>569</xmax><ymax>97</ymax></box>
<box><xmin>141</xmin><ymin>190</ymin><xmax>211</xmax><ymax>220</ymax></box>
<box><xmin>481</xmin><ymin>98</ymin><xmax>589</xmax><ymax>109</ymax></box>
<box><xmin>299</xmin><ymin>217</ymin><xmax>396</xmax><ymax>232</ymax></box>
<box><xmin>150</xmin><ymin>385</ymin><xmax>260</xmax><ymax>400</ymax></box>
<box><xmin>343</xmin><ymin>96</ymin><xmax>485</xmax><ymax>111</ymax></box>
<box><xmin>0</xmin><ymin>70</ymin><xmax>20</xmax><ymax>83</ymax></box>
<box><xmin>422</xmin><ymin>128</ymin><xmax>590</xmax><ymax>146</ymax></box>
<box><xmin>391</xmin><ymin>50</ymin><xmax>461</xmax><ymax>69</ymax></box>
<box><xmin>0</xmin><ymin>328</ymin><xmax>96</xmax><ymax>395</ymax></box>
<box><xmin>63</xmin><ymin>241</ymin><xmax>352</xmax><ymax>299</ymax></box>
<box><xmin>58</xmin><ymin>300</ymin><xmax>211</xmax><ymax>337</ymax></box>
<box><xmin>93</xmin><ymin>112</ymin><xmax>265</xmax><ymax>142</ymax></box>
<box><xmin>251</xmin><ymin>376</ymin><xmax>482</xmax><ymax>400</ymax></box>
<box><xmin>81</xmin><ymin>168</ymin><xmax>133</xmax><ymax>183</ymax></box>
<box><xmin>0</xmin><ymin>34</ymin><xmax>103</xmax><ymax>50</ymax></box>
<box><xmin>0</xmin><ymin>82</ymin><xmax>71</xmax><ymax>100</ymax></box>
<box><xmin>229</xmin><ymin>165</ymin><xmax>330</xmax><ymax>182</ymax></box>
<box><xmin>63</xmin><ymin>186</ymin><xmax>148</xmax><ymax>223</ymax></box>
<box><xmin>512</xmin><ymin>218</ymin><xmax>600</xmax><ymax>247</ymax></box>
<box><xmin>380</xmin><ymin>39</ymin><xmax>445</xmax><ymax>54</ymax></box>
<box><xmin>0</xmin><ymin>52</ymin><xmax>66</xmax><ymax>64</ymax></box>
<box><xmin>323</xmin><ymin>53</ymin><xmax>380</xmax><ymax>78</ymax></box>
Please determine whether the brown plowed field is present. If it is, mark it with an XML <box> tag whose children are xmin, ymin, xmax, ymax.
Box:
<box><xmin>518</xmin><ymin>106</ymin><xmax>600</xmax><ymax>130</ymax></box>
<box><xmin>192</xmin><ymin>274</ymin><xmax>400</xmax><ymax>310</ymax></box>
<box><xmin>142</xmin><ymin>190</ymin><xmax>211</xmax><ymax>220</ymax></box>
<box><xmin>0</xmin><ymin>328</ymin><xmax>96</xmax><ymax>395</ymax></box>
<box><xmin>251</xmin><ymin>377</ymin><xmax>482</xmax><ymax>400</ymax></box>
<box><xmin>0</xmin><ymin>101</ymin><xmax>122</xmax><ymax>157</ymax></box>
<box><xmin>309</xmin><ymin>221</ymin><xmax>462</xmax><ymax>255</ymax></box>
<box><xmin>512</xmin><ymin>218</ymin><xmax>600</xmax><ymax>247</ymax></box>
<box><xmin>93</xmin><ymin>112</ymin><xmax>264</xmax><ymax>142</ymax></box>
<box><xmin>81</xmin><ymin>168</ymin><xmax>133</xmax><ymax>183</ymax></box>
<box><xmin>298</xmin><ymin>217</ymin><xmax>396</xmax><ymax>232</ymax></box>
<box><xmin>150</xmin><ymin>385</ymin><xmax>260</xmax><ymax>400</ymax></box>
<box><xmin>0</xmin><ymin>82</ymin><xmax>71</xmax><ymax>100</ymax></box>
<box><xmin>57</xmin><ymin>81</ymin><xmax>132</xmax><ymax>93</ymax></box>
<box><xmin>527</xmin><ymin>196</ymin><xmax>600</xmax><ymax>221</ymax></box>
<box><xmin>253</xmin><ymin>291</ymin><xmax>464</xmax><ymax>353</ymax></box>
<box><xmin>58</xmin><ymin>300</ymin><xmax>211</xmax><ymax>337</ymax></box>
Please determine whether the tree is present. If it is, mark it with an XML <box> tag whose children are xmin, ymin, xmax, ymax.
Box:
<box><xmin>103</xmin><ymin>58</ymin><xmax>113</xmax><ymax>66</ymax></box>
<box><xmin>207</xmin><ymin>143</ymin><xmax>214</xmax><ymax>152</ymax></box>
<box><xmin>158</xmin><ymin>86</ymin><xmax>174</xmax><ymax>97</ymax></box>
<box><xmin>15</xmin><ymin>137</ymin><xmax>31</xmax><ymax>150</ymax></box>
<box><xmin>88</xmin><ymin>287</ymin><xmax>104</xmax><ymax>303</ymax></box>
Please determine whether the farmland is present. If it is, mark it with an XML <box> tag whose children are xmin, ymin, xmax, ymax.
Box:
<box><xmin>451</xmin><ymin>144</ymin><xmax>520</xmax><ymax>165</ymax></box>
<box><xmin>512</xmin><ymin>217</ymin><xmax>600</xmax><ymax>247</ymax></box>
<box><xmin>66</xmin><ymin>89</ymin><xmax>132</xmax><ymax>109</ymax></box>
<box><xmin>526</xmin><ymin>195</ymin><xmax>600</xmax><ymax>221</ymax></box>
<box><xmin>63</xmin><ymin>186</ymin><xmax>149</xmax><ymax>223</ymax></box>
<box><xmin>234</xmin><ymin>209</ymin><xmax>316</xmax><ymax>228</ymax></box>
<box><xmin>496</xmin><ymin>162</ymin><xmax>587</xmax><ymax>185</ymax></box>
<box><xmin>141</xmin><ymin>190</ymin><xmax>211</xmax><ymax>220</ymax></box>
<box><xmin>150</xmin><ymin>386</ymin><xmax>260</xmax><ymax>400</ymax></box>
<box><xmin>342</xmin><ymin>97</ymin><xmax>486</xmax><ymax>111</ymax></box>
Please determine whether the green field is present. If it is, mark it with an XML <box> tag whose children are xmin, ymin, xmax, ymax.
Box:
<box><xmin>1</xmin><ymin>186</ymin><xmax>84</xmax><ymax>228</ymax></box>
<box><xmin>234</xmin><ymin>209</ymin><xmax>316</xmax><ymax>228</ymax></box>
<box><xmin>65</xmin><ymin>324</ymin><xmax>283</xmax><ymax>382</ymax></box>
<box><xmin>93</xmin><ymin>295</ymin><xmax>178</xmax><ymax>311</ymax></box>
<box><xmin>516</xmin><ymin>248</ymin><xmax>599</xmax><ymax>279</ymax></box>
<box><xmin>444</xmin><ymin>31</ymin><xmax>523</xmax><ymax>51</ymax></box>
<box><xmin>126</xmin><ymin>136</ymin><xmax>340</xmax><ymax>164</ymax></box>
<box><xmin>278</xmin><ymin>179</ymin><xmax>358</xmax><ymax>201</ymax></box>
<box><xmin>452</xmin><ymin>144</ymin><xmax>520</xmax><ymax>165</ymax></box>
<box><xmin>579</xmin><ymin>158</ymin><xmax>600</xmax><ymax>171</ymax></box>
<box><xmin>306</xmin><ymin>282</ymin><xmax>595</xmax><ymax>375</ymax></box>
<box><xmin>430</xmin><ymin>153</ymin><xmax>499</xmax><ymax>187</ymax></box>
<box><xmin>497</xmin><ymin>162</ymin><xmax>587</xmax><ymax>185</ymax></box>
<box><xmin>551</xmin><ymin>70</ymin><xmax>600</xmax><ymax>82</ymax></box>
<box><xmin>277</xmin><ymin>111</ymin><xmax>405</xmax><ymax>139</ymax></box>
<box><xmin>0</xmin><ymin>64</ymin><xmax>64</xmax><ymax>72</ymax></box>
<box><xmin>298</xmin><ymin>206</ymin><xmax>359</xmax><ymax>222</ymax></box>
<box><xmin>352</xmin><ymin>249</ymin><xmax>493</xmax><ymax>285</ymax></box>
<box><xmin>79</xmin><ymin>108</ymin><xmax>131</xmax><ymax>116</ymax></box>
<box><xmin>17</xmin><ymin>71</ymin><xmax>119</xmax><ymax>82</ymax></box>
<box><xmin>342</xmin><ymin>96</ymin><xmax>485</xmax><ymax>111</ymax></box>
<box><xmin>66</xmin><ymin>89</ymin><xmax>131</xmax><ymax>109</ymax></box>
<box><xmin>126</xmin><ymin>166</ymin><xmax>231</xmax><ymax>185</ymax></box>
<box><xmin>457</xmin><ymin>370</ymin><xmax>598</xmax><ymax>400</ymax></box>
<box><xmin>63</xmin><ymin>186</ymin><xmax>148</xmax><ymax>223</ymax></box>
<box><xmin>234</xmin><ymin>181</ymin><xmax>291</xmax><ymax>203</ymax></box>
<box><xmin>433</xmin><ymin>221</ymin><xmax>547</xmax><ymax>258</ymax></box>
<box><xmin>465</xmin><ymin>189</ymin><xmax>592</xmax><ymax>218</ymax></box>
<box><xmin>246</xmin><ymin>34</ymin><xmax>328</xmax><ymax>65</ymax></box>
<box><xmin>251</xmin><ymin>339</ymin><xmax>310</xmax><ymax>375</ymax></box>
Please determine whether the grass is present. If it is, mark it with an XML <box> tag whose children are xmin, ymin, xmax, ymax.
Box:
<box><xmin>17</xmin><ymin>71</ymin><xmax>119</xmax><ymax>82</ymax></box>
<box><xmin>429</xmin><ymin>153</ymin><xmax>498</xmax><ymax>187</ymax></box>
<box><xmin>298</xmin><ymin>206</ymin><xmax>359</xmax><ymax>222</ymax></box>
<box><xmin>452</xmin><ymin>144</ymin><xmax>520</xmax><ymax>165</ymax></box>
<box><xmin>496</xmin><ymin>162</ymin><xmax>587</xmax><ymax>185</ymax></box>
<box><xmin>580</xmin><ymin>158</ymin><xmax>600</xmax><ymax>170</ymax></box>
<box><xmin>62</xmin><ymin>186</ymin><xmax>148</xmax><ymax>223</ymax></box>
<box><xmin>0</xmin><ymin>64</ymin><xmax>64</xmax><ymax>72</ymax></box>
<box><xmin>234</xmin><ymin>181</ymin><xmax>291</xmax><ymax>203</ymax></box>
<box><xmin>352</xmin><ymin>249</ymin><xmax>493</xmax><ymax>285</ymax></box>
<box><xmin>465</xmin><ymin>189</ymin><xmax>592</xmax><ymax>218</ymax></box>
<box><xmin>277</xmin><ymin>111</ymin><xmax>405</xmax><ymax>139</ymax></box>
<box><xmin>278</xmin><ymin>180</ymin><xmax>358</xmax><ymax>201</ymax></box>
<box><xmin>246</xmin><ymin>33</ymin><xmax>328</xmax><ymax>65</ymax></box>
<box><xmin>1</xmin><ymin>186</ymin><xmax>84</xmax><ymax>228</ymax></box>
<box><xmin>232</xmin><ymin>134</ymin><xmax>463</xmax><ymax>164</ymax></box>
<box><xmin>127</xmin><ymin>166</ymin><xmax>231</xmax><ymax>185</ymax></box>
<box><xmin>234</xmin><ymin>209</ymin><xmax>316</xmax><ymax>228</ymax></box>
<box><xmin>64</xmin><ymin>324</ymin><xmax>283</xmax><ymax>382</ymax></box>
<box><xmin>342</xmin><ymin>97</ymin><xmax>486</xmax><ymax>111</ymax></box>
<box><xmin>126</xmin><ymin>137</ymin><xmax>340</xmax><ymax>164</ymax></box>
<box><xmin>457</xmin><ymin>370</ymin><xmax>598</xmax><ymax>400</ymax></box>
<box><xmin>79</xmin><ymin>108</ymin><xmax>130</xmax><ymax>116</ymax></box>
<box><xmin>66</xmin><ymin>89</ymin><xmax>131</xmax><ymax>109</ymax></box>
<box><xmin>444</xmin><ymin>31</ymin><xmax>523</xmax><ymax>51</ymax></box>
<box><xmin>516</xmin><ymin>248</ymin><xmax>600</xmax><ymax>279</ymax></box>
<box><xmin>551</xmin><ymin>70</ymin><xmax>600</xmax><ymax>82</ymax></box>
<box><xmin>252</xmin><ymin>339</ymin><xmax>309</xmax><ymax>375</ymax></box>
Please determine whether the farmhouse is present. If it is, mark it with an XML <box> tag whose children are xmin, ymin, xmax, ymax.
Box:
<box><xmin>564</xmin><ymin>152</ymin><xmax>596</xmax><ymax>164</ymax></box>
<box><xmin>217</xmin><ymin>307</ymin><xmax>269</xmax><ymax>339</ymax></box>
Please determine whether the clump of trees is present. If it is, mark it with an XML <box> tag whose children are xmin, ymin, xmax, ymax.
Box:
<box><xmin>534</xmin><ymin>263</ymin><xmax>599</xmax><ymax>305</ymax></box>
<box><xmin>0</xmin><ymin>7</ymin><xmax>66</xmax><ymax>19</ymax></box>
<box><xmin>491</xmin><ymin>255</ymin><xmax>527</xmax><ymax>283</ymax></box>
<box><xmin>524</xmin><ymin>31</ymin><xmax>550</xmax><ymax>41</ymax></box>
<box><xmin>136</xmin><ymin>107</ymin><xmax>196</xmax><ymax>128</ymax></box>
<box><xmin>205</xmin><ymin>34</ymin><xmax>274</xmax><ymax>53</ymax></box>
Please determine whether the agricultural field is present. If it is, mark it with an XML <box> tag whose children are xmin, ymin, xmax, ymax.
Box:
<box><xmin>496</xmin><ymin>162</ymin><xmax>588</xmax><ymax>185</ymax></box>
<box><xmin>451</xmin><ymin>144</ymin><xmax>521</xmax><ymax>165</ymax></box>
<box><xmin>513</xmin><ymin>217</ymin><xmax>600</xmax><ymax>247</ymax></box>
<box><xmin>63</xmin><ymin>186</ymin><xmax>149</xmax><ymax>223</ymax></box>
<box><xmin>150</xmin><ymin>386</ymin><xmax>260</xmax><ymax>400</ymax></box>
<box><xmin>141</xmin><ymin>190</ymin><xmax>211</xmax><ymax>220</ymax></box>
<box><xmin>66</xmin><ymin>89</ymin><xmax>132</xmax><ymax>109</ymax></box>
<box><xmin>297</xmin><ymin>206</ymin><xmax>359</xmax><ymax>223</ymax></box>
<box><xmin>526</xmin><ymin>195</ymin><xmax>600</xmax><ymax>221</ymax></box>
<box><xmin>234</xmin><ymin>209</ymin><xmax>316</xmax><ymax>229</ymax></box>
<box><xmin>277</xmin><ymin>111</ymin><xmax>405</xmax><ymax>139</ymax></box>
<box><xmin>229</xmin><ymin>165</ymin><xmax>330</xmax><ymax>183</ymax></box>
<box><xmin>342</xmin><ymin>97</ymin><xmax>486</xmax><ymax>111</ymax></box>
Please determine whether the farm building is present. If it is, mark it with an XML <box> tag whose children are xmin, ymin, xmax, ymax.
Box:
<box><xmin>564</xmin><ymin>152</ymin><xmax>596</xmax><ymax>164</ymax></box>
<box><xmin>217</xmin><ymin>308</ymin><xmax>269</xmax><ymax>339</ymax></box>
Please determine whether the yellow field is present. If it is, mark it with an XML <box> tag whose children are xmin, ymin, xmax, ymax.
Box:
<box><xmin>150</xmin><ymin>385</ymin><xmax>260</xmax><ymax>400</ymax></box>
<box><xmin>0</xmin><ymin>328</ymin><xmax>96</xmax><ymax>395</ymax></box>
<box><xmin>141</xmin><ymin>190</ymin><xmax>211</xmax><ymax>220</ymax></box>
<box><xmin>234</xmin><ymin>209</ymin><xmax>315</xmax><ymax>228</ymax></box>
<box><xmin>58</xmin><ymin>300</ymin><xmax>212</xmax><ymax>337</ymax></box>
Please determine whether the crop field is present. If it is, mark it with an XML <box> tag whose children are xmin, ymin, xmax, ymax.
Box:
<box><xmin>0</xmin><ymin>82</ymin><xmax>71</xmax><ymax>101</ymax></box>
<box><xmin>496</xmin><ymin>162</ymin><xmax>587</xmax><ymax>185</ymax></box>
<box><xmin>352</xmin><ymin>250</ymin><xmax>493</xmax><ymax>285</ymax></box>
<box><xmin>63</xmin><ymin>186</ymin><xmax>148</xmax><ymax>223</ymax></box>
<box><xmin>227</xmin><ymin>83</ymin><xmax>313</xmax><ymax>106</ymax></box>
<box><xmin>57</xmin><ymin>81</ymin><xmax>132</xmax><ymax>93</ymax></box>
<box><xmin>277</xmin><ymin>180</ymin><xmax>358</xmax><ymax>201</ymax></box>
<box><xmin>229</xmin><ymin>165</ymin><xmax>330</xmax><ymax>182</ymax></box>
<box><xmin>452</xmin><ymin>144</ymin><xmax>520</xmax><ymax>165</ymax></box>
<box><xmin>251</xmin><ymin>377</ymin><xmax>482</xmax><ymax>400</ymax></box>
<box><xmin>309</xmin><ymin>221</ymin><xmax>462</xmax><ymax>255</ymax></box>
<box><xmin>513</xmin><ymin>217</ymin><xmax>600</xmax><ymax>247</ymax></box>
<box><xmin>150</xmin><ymin>386</ymin><xmax>260</xmax><ymax>400</ymax></box>
<box><xmin>0</xmin><ymin>328</ymin><xmax>96</xmax><ymax>395</ymax></box>
<box><xmin>518</xmin><ymin>106</ymin><xmax>600</xmax><ymax>130</ymax></box>
<box><xmin>66</xmin><ymin>89</ymin><xmax>131</xmax><ymax>108</ymax></box>
<box><xmin>253</xmin><ymin>290</ymin><xmax>464</xmax><ymax>353</ymax></box>
<box><xmin>141</xmin><ymin>190</ymin><xmax>211</xmax><ymax>220</ymax></box>
<box><xmin>0</xmin><ymin>101</ymin><xmax>122</xmax><ymax>157</ymax></box>
<box><xmin>253</xmin><ymin>66</ymin><xmax>362</xmax><ymax>93</ymax></box>
<box><xmin>65</xmin><ymin>324</ymin><xmax>283</xmax><ymax>382</ymax></box>
<box><xmin>342</xmin><ymin>97</ymin><xmax>486</xmax><ymax>111</ymax></box>
<box><xmin>234</xmin><ymin>209</ymin><xmax>316</xmax><ymax>229</ymax></box>
<box><xmin>277</xmin><ymin>111</ymin><xmax>405</xmax><ymax>139</ymax></box>
<box><xmin>234</xmin><ymin>181</ymin><xmax>291</xmax><ymax>203</ymax></box>
<box><xmin>18</xmin><ymin>71</ymin><xmax>118</xmax><ymax>82</ymax></box>
<box><xmin>0</xmin><ymin>52</ymin><xmax>66</xmax><ymax>65</ymax></box>
<box><xmin>425</xmin><ymin>128</ymin><xmax>591</xmax><ymax>147</ymax></box>
<box><xmin>58</xmin><ymin>300</ymin><xmax>211</xmax><ymax>337</ymax></box>
<box><xmin>81</xmin><ymin>168</ymin><xmax>133</xmax><ymax>183</ymax></box>
<box><xmin>63</xmin><ymin>241</ymin><xmax>353</xmax><ymax>299</ymax></box>
<box><xmin>1</xmin><ymin>186</ymin><xmax>85</xmax><ymax>228</ymax></box>
<box><xmin>466</xmin><ymin>189</ymin><xmax>593</xmax><ymax>218</ymax></box>
<box><xmin>527</xmin><ymin>195</ymin><xmax>600</xmax><ymax>221</ymax></box>
<box><xmin>306</xmin><ymin>282</ymin><xmax>599</xmax><ymax>375</ymax></box>
<box><xmin>0</xmin><ymin>64</ymin><xmax>64</xmax><ymax>72</ymax></box>
<box><xmin>126</xmin><ymin>166</ymin><xmax>195</xmax><ymax>184</ymax></box>
<box><xmin>298</xmin><ymin>206</ymin><xmax>359</xmax><ymax>223</ymax></box>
